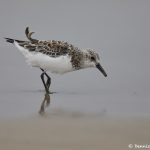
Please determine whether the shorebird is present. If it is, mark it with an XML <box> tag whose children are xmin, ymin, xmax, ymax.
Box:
<box><xmin>5</xmin><ymin>27</ymin><xmax>107</xmax><ymax>113</ymax></box>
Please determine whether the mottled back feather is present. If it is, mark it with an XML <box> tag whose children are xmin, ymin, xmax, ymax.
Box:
<box><xmin>14</xmin><ymin>27</ymin><xmax>85</xmax><ymax>69</ymax></box>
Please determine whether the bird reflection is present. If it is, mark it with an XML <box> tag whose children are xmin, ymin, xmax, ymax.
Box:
<box><xmin>39</xmin><ymin>92</ymin><xmax>51</xmax><ymax>114</ymax></box>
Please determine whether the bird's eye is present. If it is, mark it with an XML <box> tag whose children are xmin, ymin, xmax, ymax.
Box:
<box><xmin>91</xmin><ymin>56</ymin><xmax>95</xmax><ymax>61</ymax></box>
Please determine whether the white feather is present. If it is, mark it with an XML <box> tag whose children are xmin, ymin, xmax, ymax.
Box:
<box><xmin>14</xmin><ymin>41</ymin><xmax>73</xmax><ymax>74</ymax></box>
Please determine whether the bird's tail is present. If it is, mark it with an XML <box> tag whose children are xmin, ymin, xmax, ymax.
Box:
<box><xmin>4</xmin><ymin>38</ymin><xmax>15</xmax><ymax>43</ymax></box>
<box><xmin>4</xmin><ymin>27</ymin><xmax>38</xmax><ymax>44</ymax></box>
<box><xmin>4</xmin><ymin>38</ymin><xmax>25</xmax><ymax>44</ymax></box>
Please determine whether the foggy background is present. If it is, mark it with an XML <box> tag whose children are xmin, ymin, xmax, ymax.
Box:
<box><xmin>0</xmin><ymin>0</ymin><xmax>150</xmax><ymax>118</ymax></box>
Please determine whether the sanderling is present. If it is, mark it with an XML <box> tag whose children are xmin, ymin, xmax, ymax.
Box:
<box><xmin>5</xmin><ymin>27</ymin><xmax>107</xmax><ymax>113</ymax></box>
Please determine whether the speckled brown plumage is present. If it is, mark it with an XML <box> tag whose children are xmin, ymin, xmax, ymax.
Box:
<box><xmin>17</xmin><ymin>27</ymin><xmax>87</xmax><ymax>69</ymax></box>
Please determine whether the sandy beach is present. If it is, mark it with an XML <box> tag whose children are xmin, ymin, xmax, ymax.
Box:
<box><xmin>0</xmin><ymin>115</ymin><xmax>150</xmax><ymax>150</ymax></box>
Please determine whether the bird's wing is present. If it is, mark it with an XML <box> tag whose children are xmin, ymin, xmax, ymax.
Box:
<box><xmin>18</xmin><ymin>40</ymin><xmax>75</xmax><ymax>57</ymax></box>
<box><xmin>17</xmin><ymin>27</ymin><xmax>77</xmax><ymax>57</ymax></box>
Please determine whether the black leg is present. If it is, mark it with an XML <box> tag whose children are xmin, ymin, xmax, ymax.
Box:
<box><xmin>40</xmin><ymin>72</ymin><xmax>49</xmax><ymax>93</ymax></box>
<box><xmin>44</xmin><ymin>72</ymin><xmax>51</xmax><ymax>89</ymax></box>
<box><xmin>40</xmin><ymin>68</ymin><xmax>51</xmax><ymax>93</ymax></box>
<box><xmin>40</xmin><ymin>69</ymin><xmax>51</xmax><ymax>89</ymax></box>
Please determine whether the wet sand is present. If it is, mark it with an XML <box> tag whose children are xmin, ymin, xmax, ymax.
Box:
<box><xmin>0</xmin><ymin>116</ymin><xmax>150</xmax><ymax>150</ymax></box>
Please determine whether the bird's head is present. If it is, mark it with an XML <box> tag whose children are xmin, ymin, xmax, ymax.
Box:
<box><xmin>82</xmin><ymin>49</ymin><xmax>107</xmax><ymax>77</ymax></box>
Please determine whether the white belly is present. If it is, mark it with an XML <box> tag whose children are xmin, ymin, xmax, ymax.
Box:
<box><xmin>14</xmin><ymin>42</ymin><xmax>73</xmax><ymax>74</ymax></box>
<box><xmin>29</xmin><ymin>53</ymin><xmax>73</xmax><ymax>74</ymax></box>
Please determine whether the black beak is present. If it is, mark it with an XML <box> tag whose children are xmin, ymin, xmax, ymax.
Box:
<box><xmin>96</xmin><ymin>63</ymin><xmax>107</xmax><ymax>77</ymax></box>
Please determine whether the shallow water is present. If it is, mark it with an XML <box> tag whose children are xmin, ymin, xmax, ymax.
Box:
<box><xmin>0</xmin><ymin>0</ymin><xmax>150</xmax><ymax>119</ymax></box>
<box><xmin>0</xmin><ymin>81</ymin><xmax>149</xmax><ymax>119</ymax></box>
